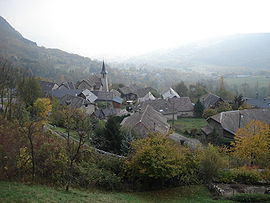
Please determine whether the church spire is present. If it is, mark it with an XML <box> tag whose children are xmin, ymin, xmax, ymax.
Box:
<box><xmin>100</xmin><ymin>60</ymin><xmax>108</xmax><ymax>77</ymax></box>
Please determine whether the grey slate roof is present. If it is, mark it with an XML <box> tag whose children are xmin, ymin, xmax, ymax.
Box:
<box><xmin>136</xmin><ymin>97</ymin><xmax>194</xmax><ymax>115</ymax></box>
<box><xmin>244</xmin><ymin>98</ymin><xmax>270</xmax><ymax>108</ymax></box>
<box><xmin>77</xmin><ymin>74</ymin><xmax>103</xmax><ymax>90</ymax></box>
<box><xmin>121</xmin><ymin>105</ymin><xmax>170</xmax><ymax>135</ymax></box>
<box><xmin>92</xmin><ymin>91</ymin><xmax>114</xmax><ymax>101</ymax></box>
<box><xmin>94</xmin><ymin>107</ymin><xmax>117</xmax><ymax>119</ymax></box>
<box><xmin>60</xmin><ymin>94</ymin><xmax>90</xmax><ymax>108</ymax></box>
<box><xmin>200</xmin><ymin>93</ymin><xmax>223</xmax><ymax>109</ymax></box>
<box><xmin>51</xmin><ymin>89</ymin><xmax>82</xmax><ymax>99</ymax></box>
<box><xmin>135</xmin><ymin>87</ymin><xmax>156</xmax><ymax>98</ymax></box>
<box><xmin>208</xmin><ymin>109</ymin><xmax>270</xmax><ymax>135</ymax></box>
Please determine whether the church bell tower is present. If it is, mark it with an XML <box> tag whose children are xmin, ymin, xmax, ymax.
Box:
<box><xmin>100</xmin><ymin>61</ymin><xmax>109</xmax><ymax>92</ymax></box>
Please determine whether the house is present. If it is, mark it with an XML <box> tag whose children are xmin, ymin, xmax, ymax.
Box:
<box><xmin>92</xmin><ymin>91</ymin><xmax>123</xmax><ymax>110</ymax></box>
<box><xmin>38</xmin><ymin>80</ymin><xmax>58</xmax><ymax>97</ymax></box>
<box><xmin>118</xmin><ymin>86</ymin><xmax>138</xmax><ymax>101</ymax></box>
<box><xmin>200</xmin><ymin>93</ymin><xmax>224</xmax><ymax>109</ymax></box>
<box><xmin>136</xmin><ymin>97</ymin><xmax>194</xmax><ymax>120</ymax></box>
<box><xmin>121</xmin><ymin>105</ymin><xmax>170</xmax><ymax>138</ymax></box>
<box><xmin>59</xmin><ymin>94</ymin><xmax>96</xmax><ymax>115</ymax></box>
<box><xmin>162</xmin><ymin>88</ymin><xmax>180</xmax><ymax>99</ymax></box>
<box><xmin>243</xmin><ymin>98</ymin><xmax>270</xmax><ymax>109</ymax></box>
<box><xmin>93</xmin><ymin>107</ymin><xmax>117</xmax><ymax>120</ymax></box>
<box><xmin>202</xmin><ymin>109</ymin><xmax>270</xmax><ymax>139</ymax></box>
<box><xmin>118</xmin><ymin>85</ymin><xmax>157</xmax><ymax>102</ymax></box>
<box><xmin>76</xmin><ymin>61</ymin><xmax>109</xmax><ymax>92</ymax></box>
<box><xmin>136</xmin><ymin>87</ymin><xmax>156</xmax><ymax>103</ymax></box>
<box><xmin>78</xmin><ymin>89</ymin><xmax>98</xmax><ymax>103</ymax></box>
<box><xmin>138</xmin><ymin>92</ymin><xmax>156</xmax><ymax>103</ymax></box>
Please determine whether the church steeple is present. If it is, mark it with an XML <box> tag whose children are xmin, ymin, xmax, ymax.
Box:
<box><xmin>100</xmin><ymin>61</ymin><xmax>109</xmax><ymax>92</ymax></box>
<box><xmin>100</xmin><ymin>61</ymin><xmax>108</xmax><ymax>78</ymax></box>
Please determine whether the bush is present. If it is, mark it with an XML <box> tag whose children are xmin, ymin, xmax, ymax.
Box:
<box><xmin>124</xmin><ymin>133</ymin><xmax>190</xmax><ymax>189</ymax></box>
<box><xmin>202</xmin><ymin>109</ymin><xmax>217</xmax><ymax>119</ymax></box>
<box><xmin>216</xmin><ymin>168</ymin><xmax>262</xmax><ymax>184</ymax></box>
<box><xmin>228</xmin><ymin>193</ymin><xmax>270</xmax><ymax>202</ymax></box>
<box><xmin>74</xmin><ymin>158</ymin><xmax>122</xmax><ymax>191</ymax></box>
<box><xmin>198</xmin><ymin>144</ymin><xmax>229</xmax><ymax>183</ymax></box>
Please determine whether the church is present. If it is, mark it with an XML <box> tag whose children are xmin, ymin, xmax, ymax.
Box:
<box><xmin>76</xmin><ymin>61</ymin><xmax>109</xmax><ymax>92</ymax></box>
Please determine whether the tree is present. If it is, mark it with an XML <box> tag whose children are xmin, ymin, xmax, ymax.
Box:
<box><xmin>232</xmin><ymin>94</ymin><xmax>244</xmax><ymax>110</ymax></box>
<box><xmin>33</xmin><ymin>98</ymin><xmax>52</xmax><ymax>121</ymax></box>
<box><xmin>17</xmin><ymin>77</ymin><xmax>41</xmax><ymax>108</ymax></box>
<box><xmin>194</xmin><ymin>99</ymin><xmax>204</xmax><ymax>117</ymax></box>
<box><xmin>174</xmin><ymin>81</ymin><xmax>188</xmax><ymax>97</ymax></box>
<box><xmin>124</xmin><ymin>133</ymin><xmax>186</xmax><ymax>188</ymax></box>
<box><xmin>232</xmin><ymin>120</ymin><xmax>270</xmax><ymax>167</ymax></box>
<box><xmin>63</xmin><ymin>107</ymin><xmax>92</xmax><ymax>191</ymax></box>
<box><xmin>188</xmin><ymin>83</ymin><xmax>207</xmax><ymax>102</ymax></box>
<box><xmin>202</xmin><ymin>109</ymin><xmax>217</xmax><ymax>119</ymax></box>
<box><xmin>0</xmin><ymin>59</ymin><xmax>22</xmax><ymax>119</ymax></box>
<box><xmin>103</xmin><ymin>116</ymin><xmax>123</xmax><ymax>154</ymax></box>
<box><xmin>216</xmin><ymin>102</ymin><xmax>232</xmax><ymax>113</ymax></box>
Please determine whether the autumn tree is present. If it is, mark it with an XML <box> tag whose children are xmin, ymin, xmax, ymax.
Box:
<box><xmin>232</xmin><ymin>120</ymin><xmax>270</xmax><ymax>167</ymax></box>
<box><xmin>33</xmin><ymin>98</ymin><xmax>52</xmax><ymax>121</ymax></box>
<box><xmin>124</xmin><ymin>133</ymin><xmax>186</xmax><ymax>188</ymax></box>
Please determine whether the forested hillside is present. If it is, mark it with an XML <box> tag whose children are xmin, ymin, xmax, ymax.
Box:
<box><xmin>0</xmin><ymin>16</ymin><xmax>102</xmax><ymax>81</ymax></box>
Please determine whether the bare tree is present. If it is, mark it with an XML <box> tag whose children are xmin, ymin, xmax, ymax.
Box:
<box><xmin>63</xmin><ymin>107</ymin><xmax>92</xmax><ymax>191</ymax></box>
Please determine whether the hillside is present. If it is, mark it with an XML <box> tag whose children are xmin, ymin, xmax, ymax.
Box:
<box><xmin>0</xmin><ymin>16</ymin><xmax>102</xmax><ymax>81</ymax></box>
<box><xmin>127</xmin><ymin>33</ymin><xmax>270</xmax><ymax>72</ymax></box>
<box><xmin>0</xmin><ymin>181</ymin><xmax>232</xmax><ymax>203</ymax></box>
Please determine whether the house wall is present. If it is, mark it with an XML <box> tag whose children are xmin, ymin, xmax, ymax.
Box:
<box><xmin>112</xmin><ymin>102</ymin><xmax>121</xmax><ymax>109</ymax></box>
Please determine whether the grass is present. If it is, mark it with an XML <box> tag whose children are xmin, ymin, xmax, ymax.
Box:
<box><xmin>170</xmin><ymin>118</ymin><xmax>207</xmax><ymax>135</ymax></box>
<box><xmin>0</xmin><ymin>181</ymin><xmax>234</xmax><ymax>203</ymax></box>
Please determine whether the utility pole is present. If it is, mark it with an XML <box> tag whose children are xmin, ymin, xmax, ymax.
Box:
<box><xmin>172</xmin><ymin>101</ymin><xmax>175</xmax><ymax>128</ymax></box>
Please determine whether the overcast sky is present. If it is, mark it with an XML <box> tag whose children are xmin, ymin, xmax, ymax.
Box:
<box><xmin>0</xmin><ymin>0</ymin><xmax>270</xmax><ymax>59</ymax></box>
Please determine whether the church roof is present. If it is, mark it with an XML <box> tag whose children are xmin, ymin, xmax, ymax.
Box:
<box><xmin>100</xmin><ymin>61</ymin><xmax>108</xmax><ymax>75</ymax></box>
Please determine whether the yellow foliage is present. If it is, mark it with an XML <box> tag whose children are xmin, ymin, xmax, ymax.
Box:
<box><xmin>33</xmin><ymin>98</ymin><xmax>52</xmax><ymax>121</ymax></box>
<box><xmin>124</xmin><ymin>133</ymin><xmax>187</xmax><ymax>180</ymax></box>
<box><xmin>232</xmin><ymin>120</ymin><xmax>270</xmax><ymax>166</ymax></box>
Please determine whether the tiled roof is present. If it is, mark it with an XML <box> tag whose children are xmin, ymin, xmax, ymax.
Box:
<box><xmin>121</xmin><ymin>105</ymin><xmax>170</xmax><ymax>135</ymax></box>
<box><xmin>136</xmin><ymin>97</ymin><xmax>194</xmax><ymax>115</ymax></box>
<box><xmin>244</xmin><ymin>98</ymin><xmax>270</xmax><ymax>109</ymax></box>
<box><xmin>200</xmin><ymin>93</ymin><xmax>223</xmax><ymax>109</ymax></box>
<box><xmin>208</xmin><ymin>109</ymin><xmax>270</xmax><ymax>134</ymax></box>
<box><xmin>51</xmin><ymin>89</ymin><xmax>82</xmax><ymax>99</ymax></box>
<box><xmin>60</xmin><ymin>94</ymin><xmax>90</xmax><ymax>108</ymax></box>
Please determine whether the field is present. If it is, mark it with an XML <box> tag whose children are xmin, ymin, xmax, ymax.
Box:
<box><xmin>224</xmin><ymin>75</ymin><xmax>270</xmax><ymax>88</ymax></box>
<box><xmin>170</xmin><ymin>118</ymin><xmax>207</xmax><ymax>135</ymax></box>
<box><xmin>0</xmin><ymin>181</ymin><xmax>234</xmax><ymax>203</ymax></box>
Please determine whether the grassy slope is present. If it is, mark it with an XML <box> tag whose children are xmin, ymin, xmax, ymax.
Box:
<box><xmin>170</xmin><ymin>118</ymin><xmax>207</xmax><ymax>135</ymax></box>
<box><xmin>0</xmin><ymin>181</ymin><xmax>233</xmax><ymax>203</ymax></box>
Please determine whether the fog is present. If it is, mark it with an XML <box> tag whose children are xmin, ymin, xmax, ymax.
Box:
<box><xmin>1</xmin><ymin>0</ymin><xmax>270</xmax><ymax>58</ymax></box>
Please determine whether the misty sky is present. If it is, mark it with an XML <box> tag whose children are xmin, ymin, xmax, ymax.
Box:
<box><xmin>0</xmin><ymin>0</ymin><xmax>270</xmax><ymax>59</ymax></box>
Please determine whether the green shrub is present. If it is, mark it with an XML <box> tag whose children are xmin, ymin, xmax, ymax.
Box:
<box><xmin>228</xmin><ymin>193</ymin><xmax>270</xmax><ymax>202</ymax></box>
<box><xmin>216</xmin><ymin>168</ymin><xmax>262</xmax><ymax>184</ymax></box>
<box><xmin>198</xmin><ymin>144</ymin><xmax>229</xmax><ymax>183</ymax></box>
